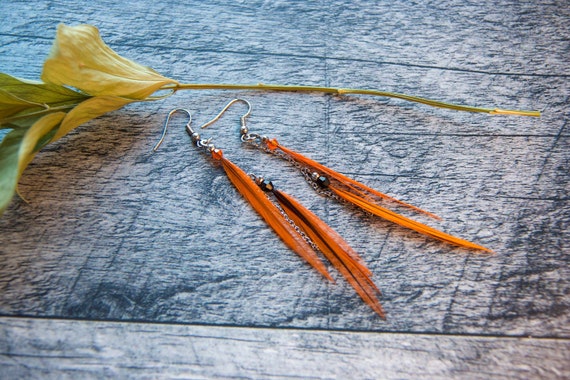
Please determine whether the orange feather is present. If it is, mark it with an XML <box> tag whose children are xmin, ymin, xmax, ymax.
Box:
<box><xmin>265</xmin><ymin>138</ymin><xmax>492</xmax><ymax>253</ymax></box>
<box><xmin>212</xmin><ymin>150</ymin><xmax>334</xmax><ymax>281</ymax></box>
<box><xmin>272</xmin><ymin>189</ymin><xmax>385</xmax><ymax>318</ymax></box>
<box><xmin>268</xmin><ymin>138</ymin><xmax>440</xmax><ymax>219</ymax></box>
<box><xmin>330</xmin><ymin>186</ymin><xmax>493</xmax><ymax>253</ymax></box>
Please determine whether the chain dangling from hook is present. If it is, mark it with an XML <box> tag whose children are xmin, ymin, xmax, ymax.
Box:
<box><xmin>152</xmin><ymin>103</ymin><xmax>387</xmax><ymax>319</ymax></box>
<box><xmin>221</xmin><ymin>99</ymin><xmax>492</xmax><ymax>253</ymax></box>
<box><xmin>199</xmin><ymin>100</ymin><xmax>388</xmax><ymax>317</ymax></box>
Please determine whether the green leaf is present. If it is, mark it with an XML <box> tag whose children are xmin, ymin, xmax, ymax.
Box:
<box><xmin>0</xmin><ymin>95</ymin><xmax>135</xmax><ymax>213</ymax></box>
<box><xmin>0</xmin><ymin>73</ymin><xmax>88</xmax><ymax>123</ymax></box>
<box><xmin>0</xmin><ymin>112</ymin><xmax>65</xmax><ymax>214</ymax></box>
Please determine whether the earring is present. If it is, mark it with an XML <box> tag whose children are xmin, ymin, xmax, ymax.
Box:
<box><xmin>155</xmin><ymin>107</ymin><xmax>385</xmax><ymax>319</ymax></box>
<box><xmin>217</xmin><ymin>98</ymin><xmax>493</xmax><ymax>254</ymax></box>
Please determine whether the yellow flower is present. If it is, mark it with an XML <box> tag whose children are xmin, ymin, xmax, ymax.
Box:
<box><xmin>41</xmin><ymin>24</ymin><xmax>178</xmax><ymax>99</ymax></box>
<box><xmin>1</xmin><ymin>24</ymin><xmax>179</xmax><ymax>213</ymax></box>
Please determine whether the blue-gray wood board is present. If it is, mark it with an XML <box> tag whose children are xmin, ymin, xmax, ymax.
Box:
<box><xmin>0</xmin><ymin>1</ymin><xmax>568</xmax><ymax>378</ymax></box>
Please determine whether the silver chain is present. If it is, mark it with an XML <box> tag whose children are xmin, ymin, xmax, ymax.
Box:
<box><xmin>248</xmin><ymin>173</ymin><xmax>320</xmax><ymax>253</ymax></box>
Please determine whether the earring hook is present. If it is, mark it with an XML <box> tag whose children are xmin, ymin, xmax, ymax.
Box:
<box><xmin>153</xmin><ymin>108</ymin><xmax>192</xmax><ymax>151</ymax></box>
<box><xmin>199</xmin><ymin>99</ymin><xmax>252</xmax><ymax>134</ymax></box>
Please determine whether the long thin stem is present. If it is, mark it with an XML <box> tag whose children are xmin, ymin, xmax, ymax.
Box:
<box><xmin>167</xmin><ymin>83</ymin><xmax>541</xmax><ymax>117</ymax></box>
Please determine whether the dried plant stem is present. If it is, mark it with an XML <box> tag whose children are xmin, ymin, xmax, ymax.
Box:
<box><xmin>170</xmin><ymin>83</ymin><xmax>541</xmax><ymax>117</ymax></box>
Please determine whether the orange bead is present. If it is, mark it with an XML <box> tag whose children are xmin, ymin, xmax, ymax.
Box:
<box><xmin>266</xmin><ymin>138</ymin><xmax>279</xmax><ymax>151</ymax></box>
<box><xmin>211</xmin><ymin>148</ymin><xmax>224</xmax><ymax>160</ymax></box>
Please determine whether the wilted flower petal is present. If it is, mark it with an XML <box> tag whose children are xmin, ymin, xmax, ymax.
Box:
<box><xmin>41</xmin><ymin>24</ymin><xmax>178</xmax><ymax>100</ymax></box>
<box><xmin>54</xmin><ymin>96</ymin><xmax>133</xmax><ymax>141</ymax></box>
<box><xmin>17</xmin><ymin>112</ymin><xmax>66</xmax><ymax>173</ymax></box>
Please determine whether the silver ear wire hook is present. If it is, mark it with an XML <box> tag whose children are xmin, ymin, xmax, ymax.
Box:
<box><xmin>199</xmin><ymin>99</ymin><xmax>252</xmax><ymax>135</ymax></box>
<box><xmin>153</xmin><ymin>108</ymin><xmax>192</xmax><ymax>151</ymax></box>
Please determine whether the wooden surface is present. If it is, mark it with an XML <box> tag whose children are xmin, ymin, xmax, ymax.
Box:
<box><xmin>0</xmin><ymin>0</ymin><xmax>568</xmax><ymax>378</ymax></box>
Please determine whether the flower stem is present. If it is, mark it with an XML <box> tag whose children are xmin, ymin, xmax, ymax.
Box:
<box><xmin>168</xmin><ymin>83</ymin><xmax>540</xmax><ymax>117</ymax></box>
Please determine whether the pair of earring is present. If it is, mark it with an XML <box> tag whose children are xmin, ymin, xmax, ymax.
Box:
<box><xmin>153</xmin><ymin>99</ymin><xmax>492</xmax><ymax>319</ymax></box>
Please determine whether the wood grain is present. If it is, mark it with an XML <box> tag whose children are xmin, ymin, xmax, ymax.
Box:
<box><xmin>0</xmin><ymin>0</ymin><xmax>568</xmax><ymax>377</ymax></box>
<box><xmin>1</xmin><ymin>317</ymin><xmax>568</xmax><ymax>380</ymax></box>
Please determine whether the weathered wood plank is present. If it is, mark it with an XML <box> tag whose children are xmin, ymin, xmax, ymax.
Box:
<box><xmin>1</xmin><ymin>316</ymin><xmax>568</xmax><ymax>380</ymax></box>
<box><xmin>2</xmin><ymin>0</ymin><xmax>568</xmax><ymax>76</ymax></box>
<box><xmin>0</xmin><ymin>0</ymin><xmax>568</xmax><ymax>342</ymax></box>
